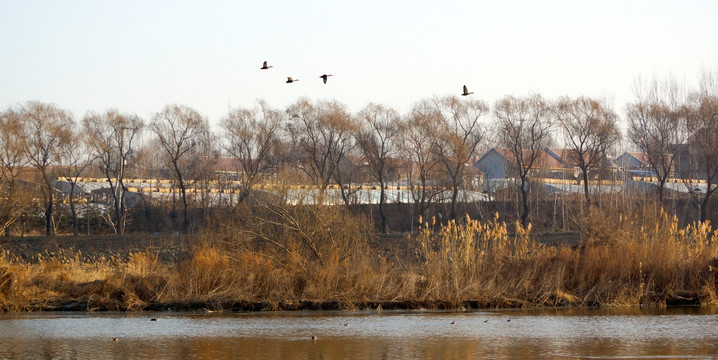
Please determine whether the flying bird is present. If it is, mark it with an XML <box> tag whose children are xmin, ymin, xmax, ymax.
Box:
<box><xmin>462</xmin><ymin>85</ymin><xmax>474</xmax><ymax>96</ymax></box>
<box><xmin>320</xmin><ymin>74</ymin><xmax>333</xmax><ymax>84</ymax></box>
<box><xmin>286</xmin><ymin>77</ymin><xmax>299</xmax><ymax>83</ymax></box>
<box><xmin>260</xmin><ymin>61</ymin><xmax>273</xmax><ymax>70</ymax></box>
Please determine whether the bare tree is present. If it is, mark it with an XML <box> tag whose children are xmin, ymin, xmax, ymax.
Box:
<box><xmin>680</xmin><ymin>71</ymin><xmax>718</xmax><ymax>222</ymax></box>
<box><xmin>433</xmin><ymin>96</ymin><xmax>488</xmax><ymax>221</ymax></box>
<box><xmin>554</xmin><ymin>97</ymin><xmax>620</xmax><ymax>205</ymax></box>
<box><xmin>13</xmin><ymin>101</ymin><xmax>74</xmax><ymax>236</ymax></box>
<box><xmin>0</xmin><ymin>110</ymin><xmax>35</xmax><ymax>236</ymax></box>
<box><xmin>401</xmin><ymin>100</ymin><xmax>443</xmax><ymax>227</ymax></box>
<box><xmin>57</xmin><ymin>126</ymin><xmax>95</xmax><ymax>236</ymax></box>
<box><xmin>150</xmin><ymin>104</ymin><xmax>211</xmax><ymax>233</ymax></box>
<box><xmin>626</xmin><ymin>78</ymin><xmax>686</xmax><ymax>204</ymax></box>
<box><xmin>221</xmin><ymin>101</ymin><xmax>283</xmax><ymax>205</ymax></box>
<box><xmin>355</xmin><ymin>103</ymin><xmax>401</xmax><ymax>233</ymax></box>
<box><xmin>494</xmin><ymin>94</ymin><xmax>553</xmax><ymax>227</ymax></box>
<box><xmin>193</xmin><ymin>128</ymin><xmax>219</xmax><ymax>223</ymax></box>
<box><xmin>285</xmin><ymin>98</ymin><xmax>356</xmax><ymax>204</ymax></box>
<box><xmin>83</xmin><ymin>109</ymin><xmax>144</xmax><ymax>235</ymax></box>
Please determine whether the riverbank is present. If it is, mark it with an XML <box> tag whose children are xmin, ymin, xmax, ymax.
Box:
<box><xmin>1</xmin><ymin>206</ymin><xmax>717</xmax><ymax>312</ymax></box>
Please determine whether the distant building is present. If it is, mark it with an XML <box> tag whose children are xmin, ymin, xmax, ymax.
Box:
<box><xmin>475</xmin><ymin>148</ymin><xmax>512</xmax><ymax>180</ymax></box>
<box><xmin>474</xmin><ymin>148</ymin><xmax>569</xmax><ymax>193</ymax></box>
<box><xmin>615</xmin><ymin>152</ymin><xmax>649</xmax><ymax>169</ymax></box>
<box><xmin>475</xmin><ymin>148</ymin><xmax>570</xmax><ymax>179</ymax></box>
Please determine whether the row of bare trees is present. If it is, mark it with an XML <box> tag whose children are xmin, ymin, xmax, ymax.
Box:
<box><xmin>495</xmin><ymin>95</ymin><xmax>621</xmax><ymax>227</ymax></box>
<box><xmin>1</xmin><ymin>71</ymin><xmax>717</xmax><ymax>235</ymax></box>
<box><xmin>493</xmin><ymin>73</ymin><xmax>718</xmax><ymax>227</ymax></box>
<box><xmin>223</xmin><ymin>97</ymin><xmax>489</xmax><ymax>233</ymax></box>
<box><xmin>0</xmin><ymin>96</ymin><xmax>490</xmax><ymax>235</ymax></box>
<box><xmin>625</xmin><ymin>73</ymin><xmax>718</xmax><ymax>222</ymax></box>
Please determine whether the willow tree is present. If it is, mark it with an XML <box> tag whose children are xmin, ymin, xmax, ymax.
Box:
<box><xmin>221</xmin><ymin>101</ymin><xmax>284</xmax><ymax>205</ymax></box>
<box><xmin>626</xmin><ymin>78</ymin><xmax>685</xmax><ymax>204</ymax></box>
<box><xmin>554</xmin><ymin>97</ymin><xmax>620</xmax><ymax>205</ymax></box>
<box><xmin>57</xmin><ymin>126</ymin><xmax>95</xmax><ymax>236</ymax></box>
<box><xmin>401</xmin><ymin>100</ymin><xmax>443</xmax><ymax>227</ymax></box>
<box><xmin>433</xmin><ymin>96</ymin><xmax>488</xmax><ymax>220</ymax></box>
<box><xmin>355</xmin><ymin>103</ymin><xmax>401</xmax><ymax>233</ymax></box>
<box><xmin>0</xmin><ymin>110</ymin><xmax>34</xmax><ymax>236</ymax></box>
<box><xmin>14</xmin><ymin>101</ymin><xmax>73</xmax><ymax>236</ymax></box>
<box><xmin>495</xmin><ymin>94</ymin><xmax>553</xmax><ymax>227</ymax></box>
<box><xmin>84</xmin><ymin>109</ymin><xmax>143</xmax><ymax>235</ymax></box>
<box><xmin>681</xmin><ymin>72</ymin><xmax>718</xmax><ymax>222</ymax></box>
<box><xmin>150</xmin><ymin>104</ymin><xmax>211</xmax><ymax>233</ymax></box>
<box><xmin>286</xmin><ymin>98</ymin><xmax>356</xmax><ymax>205</ymax></box>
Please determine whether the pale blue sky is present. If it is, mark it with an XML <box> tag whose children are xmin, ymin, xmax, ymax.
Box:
<box><xmin>1</xmin><ymin>0</ymin><xmax>717</xmax><ymax>127</ymax></box>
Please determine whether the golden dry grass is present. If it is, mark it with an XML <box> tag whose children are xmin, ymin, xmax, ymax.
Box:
<box><xmin>1</xmin><ymin>205</ymin><xmax>716</xmax><ymax>311</ymax></box>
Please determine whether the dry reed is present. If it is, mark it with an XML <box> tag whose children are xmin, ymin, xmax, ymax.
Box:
<box><xmin>1</xmin><ymin>205</ymin><xmax>716</xmax><ymax>311</ymax></box>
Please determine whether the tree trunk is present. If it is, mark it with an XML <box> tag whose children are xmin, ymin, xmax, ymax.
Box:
<box><xmin>582</xmin><ymin>169</ymin><xmax>591</xmax><ymax>206</ymax></box>
<box><xmin>45</xmin><ymin>182</ymin><xmax>54</xmax><ymax>236</ymax></box>
<box><xmin>520</xmin><ymin>179</ymin><xmax>530</xmax><ymax>228</ymax></box>
<box><xmin>114</xmin><ymin>185</ymin><xmax>124</xmax><ymax>235</ymax></box>
<box><xmin>450</xmin><ymin>183</ymin><xmax>459</xmax><ymax>221</ymax></box>
<box><xmin>379</xmin><ymin>183</ymin><xmax>387</xmax><ymax>234</ymax></box>
<box><xmin>69</xmin><ymin>183</ymin><xmax>78</xmax><ymax>236</ymax></box>
<box><xmin>172</xmin><ymin>161</ymin><xmax>190</xmax><ymax>234</ymax></box>
<box><xmin>700</xmin><ymin>194</ymin><xmax>709</xmax><ymax>223</ymax></box>
<box><xmin>180</xmin><ymin>183</ymin><xmax>189</xmax><ymax>234</ymax></box>
<box><xmin>657</xmin><ymin>180</ymin><xmax>665</xmax><ymax>204</ymax></box>
<box><xmin>417</xmin><ymin>176</ymin><xmax>430</xmax><ymax>225</ymax></box>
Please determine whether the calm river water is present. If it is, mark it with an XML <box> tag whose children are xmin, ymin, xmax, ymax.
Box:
<box><xmin>1</xmin><ymin>307</ymin><xmax>717</xmax><ymax>359</ymax></box>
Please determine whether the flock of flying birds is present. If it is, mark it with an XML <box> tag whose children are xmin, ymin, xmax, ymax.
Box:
<box><xmin>260</xmin><ymin>61</ymin><xmax>316</xmax><ymax>84</ymax></box>
<box><xmin>260</xmin><ymin>60</ymin><xmax>475</xmax><ymax>96</ymax></box>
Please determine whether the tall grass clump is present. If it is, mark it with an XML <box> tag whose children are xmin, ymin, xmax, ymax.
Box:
<box><xmin>195</xmin><ymin>198</ymin><xmax>391</xmax><ymax>307</ymax></box>
<box><xmin>0</xmin><ymin>249</ymin><xmax>174</xmax><ymax>311</ymax></box>
<box><xmin>563</xmin><ymin>206</ymin><xmax>718</xmax><ymax>306</ymax></box>
<box><xmin>407</xmin><ymin>208</ymin><xmax>718</xmax><ymax>308</ymax></box>
<box><xmin>409</xmin><ymin>213</ymin><xmax>556</xmax><ymax>307</ymax></box>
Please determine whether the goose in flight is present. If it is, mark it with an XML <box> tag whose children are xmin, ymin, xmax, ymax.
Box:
<box><xmin>260</xmin><ymin>61</ymin><xmax>273</xmax><ymax>70</ymax></box>
<box><xmin>286</xmin><ymin>77</ymin><xmax>299</xmax><ymax>83</ymax></box>
<box><xmin>462</xmin><ymin>85</ymin><xmax>474</xmax><ymax>96</ymax></box>
<box><xmin>319</xmin><ymin>74</ymin><xmax>333</xmax><ymax>84</ymax></box>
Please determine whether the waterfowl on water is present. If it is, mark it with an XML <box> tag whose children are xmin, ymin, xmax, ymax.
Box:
<box><xmin>151</xmin><ymin>317</ymin><xmax>159</xmax><ymax>321</ymax></box>
<box><xmin>112</xmin><ymin>337</ymin><xmax>119</xmax><ymax>342</ymax></box>
<box><xmin>320</xmin><ymin>74</ymin><xmax>333</xmax><ymax>84</ymax></box>
<box><xmin>462</xmin><ymin>85</ymin><xmax>474</xmax><ymax>96</ymax></box>
<box><xmin>311</xmin><ymin>335</ymin><xmax>318</xmax><ymax>340</ymax></box>
<box><xmin>260</xmin><ymin>61</ymin><xmax>273</xmax><ymax>70</ymax></box>
<box><xmin>286</xmin><ymin>77</ymin><xmax>299</xmax><ymax>83</ymax></box>
<box><xmin>450</xmin><ymin>320</ymin><xmax>456</xmax><ymax>324</ymax></box>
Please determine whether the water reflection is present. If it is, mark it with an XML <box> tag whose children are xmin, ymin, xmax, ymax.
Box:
<box><xmin>1</xmin><ymin>307</ymin><xmax>717</xmax><ymax>359</ymax></box>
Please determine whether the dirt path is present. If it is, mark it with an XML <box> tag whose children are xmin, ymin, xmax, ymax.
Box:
<box><xmin>1</xmin><ymin>231</ymin><xmax>580</xmax><ymax>263</ymax></box>
<box><xmin>0</xmin><ymin>234</ymin><xmax>194</xmax><ymax>262</ymax></box>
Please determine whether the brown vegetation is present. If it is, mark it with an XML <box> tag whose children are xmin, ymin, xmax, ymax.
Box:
<box><xmin>1</xmin><ymin>203</ymin><xmax>716</xmax><ymax>312</ymax></box>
